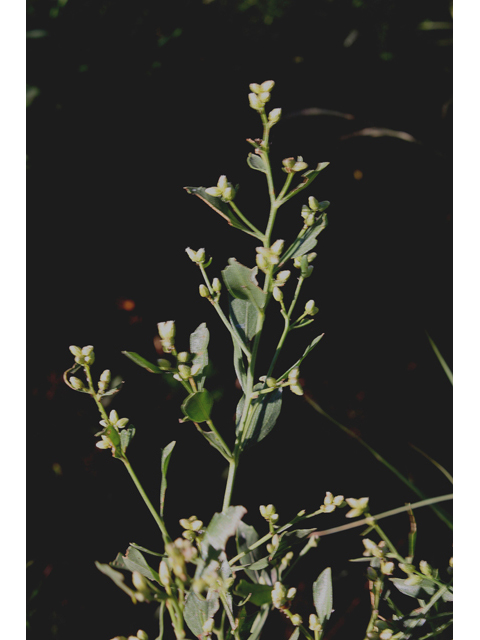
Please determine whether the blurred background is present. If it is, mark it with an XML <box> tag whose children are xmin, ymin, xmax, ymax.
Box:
<box><xmin>27</xmin><ymin>0</ymin><xmax>452</xmax><ymax>638</ymax></box>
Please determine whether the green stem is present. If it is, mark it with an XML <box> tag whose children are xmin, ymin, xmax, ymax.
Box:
<box><xmin>84</xmin><ymin>365</ymin><xmax>109</xmax><ymax>421</ymax></box>
<box><xmin>229</xmin><ymin>201</ymin><xmax>264</xmax><ymax>238</ymax></box>
<box><xmin>305</xmin><ymin>396</ymin><xmax>453</xmax><ymax>530</ymax></box>
<box><xmin>205</xmin><ymin>419</ymin><xmax>233</xmax><ymax>459</ymax></box>
<box><xmin>365</xmin><ymin>577</ymin><xmax>383</xmax><ymax>636</ymax></box>
<box><xmin>123</xmin><ymin>459</ymin><xmax>171</xmax><ymax>545</ymax></box>
<box><xmin>223</xmin><ymin>457</ymin><xmax>238</xmax><ymax>512</ymax></box>
<box><xmin>199</xmin><ymin>263</ymin><xmax>251</xmax><ymax>361</ymax></box>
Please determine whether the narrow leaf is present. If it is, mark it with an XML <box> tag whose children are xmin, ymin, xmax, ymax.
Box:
<box><xmin>247</xmin><ymin>153</ymin><xmax>268</xmax><ymax>173</ymax></box>
<box><xmin>181</xmin><ymin>390</ymin><xmax>214</xmax><ymax>423</ymax></box>
<box><xmin>279</xmin><ymin>334</ymin><xmax>325</xmax><ymax>382</ymax></box>
<box><xmin>122</xmin><ymin>351</ymin><xmax>162</xmax><ymax>374</ymax></box>
<box><xmin>95</xmin><ymin>561</ymin><xmax>137</xmax><ymax>601</ymax></box>
<box><xmin>184</xmin><ymin>186</ymin><xmax>250</xmax><ymax>232</ymax></box>
<box><xmin>289</xmin><ymin>630</ymin><xmax>300</xmax><ymax>640</ymax></box>
<box><xmin>120</xmin><ymin>426</ymin><xmax>135</xmax><ymax>454</ymax></box>
<box><xmin>190</xmin><ymin>323</ymin><xmax>210</xmax><ymax>381</ymax></box>
<box><xmin>232</xmin><ymin>339</ymin><xmax>247</xmax><ymax>392</ymax></box>
<box><xmin>313</xmin><ymin>567</ymin><xmax>333</xmax><ymax>625</ymax></box>
<box><xmin>160</xmin><ymin>441</ymin><xmax>176</xmax><ymax>516</ymax></box>
<box><xmin>279</xmin><ymin>213</ymin><xmax>328</xmax><ymax>267</ymax></box>
<box><xmin>236</xmin><ymin>522</ymin><xmax>264</xmax><ymax>583</ymax></box>
<box><xmin>202</xmin><ymin>430</ymin><xmax>232</xmax><ymax>460</ymax></box>
<box><xmin>122</xmin><ymin>547</ymin><xmax>160</xmax><ymax>582</ymax></box>
<box><xmin>247</xmin><ymin>605</ymin><xmax>271</xmax><ymax>640</ymax></box>
<box><xmin>238</xmin><ymin>385</ymin><xmax>283</xmax><ymax>449</ymax></box>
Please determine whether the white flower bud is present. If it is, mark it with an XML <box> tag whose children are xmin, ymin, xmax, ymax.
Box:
<box><xmin>309</xmin><ymin>613</ymin><xmax>323</xmax><ymax>631</ymax></box>
<box><xmin>308</xmin><ymin>196</ymin><xmax>319</xmax><ymax>211</ymax></box>
<box><xmin>249</xmin><ymin>82</ymin><xmax>261</xmax><ymax>94</ymax></box>
<box><xmin>271</xmin><ymin>582</ymin><xmax>287</xmax><ymax>609</ymax></box>
<box><xmin>69</xmin><ymin>376</ymin><xmax>85</xmax><ymax>390</ymax></box>
<box><xmin>305</xmin><ymin>300</ymin><xmax>319</xmax><ymax>316</ymax></box>
<box><xmin>259</xmin><ymin>91</ymin><xmax>271</xmax><ymax>104</ymax></box>
<box><xmin>116</xmin><ymin>418</ymin><xmax>129</xmax><ymax>429</ymax></box>
<box><xmin>205</xmin><ymin>186</ymin><xmax>223</xmax><ymax>197</ymax></box>
<box><xmin>260</xmin><ymin>80</ymin><xmax>275</xmax><ymax>92</ymax></box>
<box><xmin>273</xmin><ymin>286</ymin><xmax>283</xmax><ymax>302</ymax></box>
<box><xmin>212</xmin><ymin>277</ymin><xmax>222</xmax><ymax>292</ymax></box>
<box><xmin>222</xmin><ymin>185</ymin><xmax>235</xmax><ymax>201</ymax></box>
<box><xmin>217</xmin><ymin>175</ymin><xmax>228</xmax><ymax>191</ymax></box>
<box><xmin>268</xmin><ymin>108</ymin><xmax>282</xmax><ymax>124</ymax></box>
<box><xmin>178</xmin><ymin>364</ymin><xmax>192</xmax><ymax>380</ymax></box>
<box><xmin>287</xmin><ymin>587</ymin><xmax>297</xmax><ymax>600</ymax></box>
<box><xmin>109</xmin><ymin>409</ymin><xmax>119</xmax><ymax>424</ymax></box>
<box><xmin>291</xmin><ymin>614</ymin><xmax>303</xmax><ymax>627</ymax></box>
<box><xmin>293</xmin><ymin>161</ymin><xmax>308</xmax><ymax>172</ymax></box>
<box><xmin>136</xmin><ymin>631</ymin><xmax>148</xmax><ymax>640</ymax></box>
<box><xmin>199</xmin><ymin>284</ymin><xmax>210</xmax><ymax>298</ymax></box>
<box><xmin>248</xmin><ymin>92</ymin><xmax>262</xmax><ymax>111</ymax></box>
<box><xmin>69</xmin><ymin>345</ymin><xmax>82</xmax><ymax>357</ymax></box>
<box><xmin>159</xmin><ymin>560</ymin><xmax>171</xmax><ymax>587</ymax></box>
<box><xmin>177</xmin><ymin>352</ymin><xmax>190</xmax><ymax>363</ymax></box>
<box><xmin>270</xmin><ymin>239</ymin><xmax>284</xmax><ymax>255</ymax></box>
<box><xmin>290</xmin><ymin>383</ymin><xmax>304</xmax><ymax>396</ymax></box>
<box><xmin>202</xmin><ymin>618</ymin><xmax>215</xmax><ymax>635</ymax></box>
<box><xmin>132</xmin><ymin>571</ymin><xmax>149</xmax><ymax>592</ymax></box>
<box><xmin>276</xmin><ymin>270</ymin><xmax>291</xmax><ymax>283</ymax></box>
<box><xmin>158</xmin><ymin>321</ymin><xmax>176</xmax><ymax>340</ymax></box>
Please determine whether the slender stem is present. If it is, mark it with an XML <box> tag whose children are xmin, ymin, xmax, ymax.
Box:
<box><xmin>223</xmin><ymin>457</ymin><xmax>238</xmax><ymax>511</ymax></box>
<box><xmin>206</xmin><ymin>419</ymin><xmax>233</xmax><ymax>459</ymax></box>
<box><xmin>123</xmin><ymin>459</ymin><xmax>171</xmax><ymax>545</ymax></box>
<box><xmin>157</xmin><ymin>601</ymin><xmax>166</xmax><ymax>640</ymax></box>
<box><xmin>199</xmin><ymin>263</ymin><xmax>251</xmax><ymax>360</ymax></box>
<box><xmin>305</xmin><ymin>396</ymin><xmax>453</xmax><ymax>531</ymax></box>
<box><xmin>229</xmin><ymin>200</ymin><xmax>264</xmax><ymax>238</ymax></box>
<box><xmin>84</xmin><ymin>365</ymin><xmax>109</xmax><ymax>421</ymax></box>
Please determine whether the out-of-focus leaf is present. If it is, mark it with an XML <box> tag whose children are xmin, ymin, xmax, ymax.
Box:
<box><xmin>190</xmin><ymin>323</ymin><xmax>210</xmax><ymax>386</ymax></box>
<box><xmin>203</xmin><ymin>506</ymin><xmax>247</xmax><ymax>556</ymax></box>
<box><xmin>122</xmin><ymin>547</ymin><xmax>160</xmax><ymax>582</ymax></box>
<box><xmin>120</xmin><ymin>427</ymin><xmax>135</xmax><ymax>454</ymax></box>
<box><xmin>95</xmin><ymin>561</ymin><xmax>137</xmax><ymax>601</ymax></box>
<box><xmin>122</xmin><ymin>351</ymin><xmax>162</xmax><ymax>373</ymax></box>
<box><xmin>236</xmin><ymin>522</ymin><xmax>264</xmax><ymax>583</ymax></box>
<box><xmin>390</xmin><ymin>577</ymin><xmax>437</xmax><ymax>599</ymax></box>
<box><xmin>160</xmin><ymin>441</ymin><xmax>175</xmax><ymax>516</ymax></box>
<box><xmin>184</xmin><ymin>590</ymin><xmax>220</xmax><ymax>637</ymax></box>
<box><xmin>202</xmin><ymin>430</ymin><xmax>232</xmax><ymax>460</ymax></box>
<box><xmin>279</xmin><ymin>334</ymin><xmax>325</xmax><ymax>382</ymax></box>
<box><xmin>313</xmin><ymin>567</ymin><xmax>333</xmax><ymax>625</ymax></box>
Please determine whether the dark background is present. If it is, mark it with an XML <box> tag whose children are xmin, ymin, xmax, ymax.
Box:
<box><xmin>27</xmin><ymin>1</ymin><xmax>452</xmax><ymax>638</ymax></box>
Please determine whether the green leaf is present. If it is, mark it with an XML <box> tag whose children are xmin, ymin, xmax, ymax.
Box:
<box><xmin>232</xmin><ymin>339</ymin><xmax>248</xmax><ymax>392</ymax></box>
<box><xmin>181</xmin><ymin>390</ymin><xmax>214</xmax><ymax>423</ymax></box>
<box><xmin>203</xmin><ymin>506</ymin><xmax>247</xmax><ymax>555</ymax></box>
<box><xmin>313</xmin><ymin>567</ymin><xmax>333</xmax><ymax>625</ymax></box>
<box><xmin>246</xmin><ymin>605</ymin><xmax>271</xmax><ymax>640</ymax></box>
<box><xmin>236</xmin><ymin>580</ymin><xmax>272</xmax><ymax>606</ymax></box>
<box><xmin>202</xmin><ymin>430</ymin><xmax>232</xmax><ymax>460</ymax></box>
<box><xmin>247</xmin><ymin>153</ymin><xmax>268</xmax><ymax>173</ymax></box>
<box><xmin>120</xmin><ymin>427</ymin><xmax>135</xmax><ymax>454</ymax></box>
<box><xmin>279</xmin><ymin>213</ymin><xmax>328</xmax><ymax>267</ymax></box>
<box><xmin>190</xmin><ymin>323</ymin><xmax>210</xmax><ymax>386</ymax></box>
<box><xmin>184</xmin><ymin>590</ymin><xmax>220</xmax><ymax>637</ymax></box>
<box><xmin>236</xmin><ymin>522</ymin><xmax>265</xmax><ymax>583</ymax></box>
<box><xmin>230</xmin><ymin>296</ymin><xmax>259</xmax><ymax>344</ymax></box>
<box><xmin>222</xmin><ymin>259</ymin><xmax>266</xmax><ymax>310</ymax></box>
<box><xmin>128</xmin><ymin>543</ymin><xmax>163</xmax><ymax>557</ymax></box>
<box><xmin>184</xmin><ymin>186</ymin><xmax>251</xmax><ymax>233</ymax></box>
<box><xmin>95</xmin><ymin>561</ymin><xmax>137</xmax><ymax>601</ymax></box>
<box><xmin>247</xmin><ymin>557</ymin><xmax>270</xmax><ymax>571</ymax></box>
<box><xmin>289</xmin><ymin>630</ymin><xmax>300</xmax><ymax>640</ymax></box>
<box><xmin>279</xmin><ymin>334</ymin><xmax>325</xmax><ymax>382</ymax></box>
<box><xmin>160</xmin><ymin>440</ymin><xmax>176</xmax><ymax>516</ymax></box>
<box><xmin>122</xmin><ymin>546</ymin><xmax>160</xmax><ymax>582</ymax></box>
<box><xmin>276</xmin><ymin>529</ymin><xmax>317</xmax><ymax>557</ymax></box>
<box><xmin>390</xmin><ymin>577</ymin><xmax>437</xmax><ymax>599</ymax></box>
<box><xmin>122</xmin><ymin>351</ymin><xmax>162</xmax><ymax>373</ymax></box>
<box><xmin>237</xmin><ymin>385</ymin><xmax>283</xmax><ymax>449</ymax></box>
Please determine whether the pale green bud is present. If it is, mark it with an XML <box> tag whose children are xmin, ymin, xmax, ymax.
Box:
<box><xmin>259</xmin><ymin>91</ymin><xmax>271</xmax><ymax>104</ymax></box>
<box><xmin>157</xmin><ymin>359</ymin><xmax>171</xmax><ymax>370</ymax></box>
<box><xmin>291</xmin><ymin>614</ymin><xmax>303</xmax><ymax>627</ymax></box>
<box><xmin>69</xmin><ymin>376</ymin><xmax>85</xmax><ymax>390</ymax></box>
<box><xmin>305</xmin><ymin>300</ymin><xmax>319</xmax><ymax>316</ymax></box>
<box><xmin>381</xmin><ymin>561</ymin><xmax>395</xmax><ymax>575</ymax></box>
<box><xmin>132</xmin><ymin>571</ymin><xmax>149</xmax><ymax>592</ymax></box>
<box><xmin>308</xmin><ymin>196</ymin><xmax>319</xmax><ymax>211</ymax></box>
<box><xmin>293</xmin><ymin>160</ymin><xmax>308</xmax><ymax>172</ymax></box>
<box><xmin>271</xmin><ymin>582</ymin><xmax>287</xmax><ymax>609</ymax></box>
<box><xmin>266</xmin><ymin>377</ymin><xmax>277</xmax><ymax>388</ymax></box>
<box><xmin>69</xmin><ymin>345</ymin><xmax>82</xmax><ymax>357</ymax></box>
<box><xmin>109</xmin><ymin>409</ymin><xmax>119</xmax><ymax>424</ymax></box>
<box><xmin>199</xmin><ymin>284</ymin><xmax>210</xmax><ymax>298</ymax></box>
<box><xmin>177</xmin><ymin>352</ymin><xmax>190</xmax><ymax>363</ymax></box>
<box><xmin>217</xmin><ymin>174</ymin><xmax>228</xmax><ymax>191</ymax></box>
<box><xmin>309</xmin><ymin>614</ymin><xmax>322</xmax><ymax>632</ymax></box>
<box><xmin>99</xmin><ymin>369</ymin><xmax>111</xmax><ymax>384</ymax></box>
<box><xmin>270</xmin><ymin>239</ymin><xmax>284</xmax><ymax>255</ymax></box>
<box><xmin>293</xmin><ymin>257</ymin><xmax>302</xmax><ymax>269</ymax></box>
<box><xmin>248</xmin><ymin>92</ymin><xmax>263</xmax><ymax>111</ymax></box>
<box><xmin>159</xmin><ymin>560</ymin><xmax>171</xmax><ymax>587</ymax></box>
<box><xmin>290</xmin><ymin>383</ymin><xmax>304</xmax><ymax>396</ymax></box>
<box><xmin>212</xmin><ymin>277</ymin><xmax>222</xmax><ymax>292</ymax></box>
<box><xmin>282</xmin><ymin>157</ymin><xmax>295</xmax><ymax>170</ymax></box>
<box><xmin>178</xmin><ymin>364</ymin><xmax>192</xmax><ymax>380</ymax></box>
<box><xmin>304</xmin><ymin>212</ymin><xmax>316</xmax><ymax>227</ymax></box>
<box><xmin>287</xmin><ymin>587</ymin><xmax>297</xmax><ymax>600</ymax></box>
<box><xmin>249</xmin><ymin>82</ymin><xmax>261</xmax><ymax>94</ymax></box>
<box><xmin>268</xmin><ymin>108</ymin><xmax>282</xmax><ymax>124</ymax></box>
<box><xmin>82</xmin><ymin>345</ymin><xmax>94</xmax><ymax>356</ymax></box>
<box><xmin>307</xmin><ymin>252</ymin><xmax>317</xmax><ymax>263</ymax></box>
<box><xmin>273</xmin><ymin>286</ymin><xmax>283</xmax><ymax>302</ymax></box>
<box><xmin>275</xmin><ymin>270</ymin><xmax>291</xmax><ymax>284</ymax></box>
<box><xmin>116</xmin><ymin>418</ymin><xmax>129</xmax><ymax>429</ymax></box>
<box><xmin>288</xmin><ymin>367</ymin><xmax>300</xmax><ymax>381</ymax></box>
<box><xmin>379</xmin><ymin>631</ymin><xmax>394</xmax><ymax>640</ymax></box>
<box><xmin>367</xmin><ymin>566</ymin><xmax>378</xmax><ymax>581</ymax></box>
<box><xmin>303</xmin><ymin>265</ymin><xmax>314</xmax><ymax>278</ymax></box>
<box><xmin>222</xmin><ymin>185</ymin><xmax>235</xmax><ymax>201</ymax></box>
<box><xmin>136</xmin><ymin>632</ymin><xmax>148</xmax><ymax>640</ymax></box>
<box><xmin>256</xmin><ymin>253</ymin><xmax>269</xmax><ymax>273</ymax></box>
<box><xmin>202</xmin><ymin>618</ymin><xmax>214</xmax><ymax>635</ymax></box>
<box><xmin>261</xmin><ymin>80</ymin><xmax>275</xmax><ymax>92</ymax></box>
<box><xmin>205</xmin><ymin>186</ymin><xmax>223</xmax><ymax>197</ymax></box>
<box><xmin>158</xmin><ymin>321</ymin><xmax>176</xmax><ymax>341</ymax></box>
<box><xmin>345</xmin><ymin>497</ymin><xmax>369</xmax><ymax>518</ymax></box>
<box><xmin>185</xmin><ymin>247</ymin><xmax>205</xmax><ymax>263</ymax></box>
<box><xmin>190</xmin><ymin>363</ymin><xmax>201</xmax><ymax>376</ymax></box>
<box><xmin>419</xmin><ymin>560</ymin><xmax>432</xmax><ymax>576</ymax></box>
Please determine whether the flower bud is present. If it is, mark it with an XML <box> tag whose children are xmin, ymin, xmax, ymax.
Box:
<box><xmin>217</xmin><ymin>175</ymin><xmax>228</xmax><ymax>191</ymax></box>
<box><xmin>178</xmin><ymin>364</ymin><xmax>192</xmax><ymax>380</ymax></box>
<box><xmin>157</xmin><ymin>359</ymin><xmax>171</xmax><ymax>370</ymax></box>
<box><xmin>287</xmin><ymin>587</ymin><xmax>297</xmax><ymax>600</ymax></box>
<box><xmin>249</xmin><ymin>82</ymin><xmax>261</xmax><ymax>94</ymax></box>
<box><xmin>270</xmin><ymin>239</ymin><xmax>284</xmax><ymax>255</ymax></box>
<box><xmin>248</xmin><ymin>92</ymin><xmax>262</xmax><ymax>111</ymax></box>
<box><xmin>159</xmin><ymin>560</ymin><xmax>172</xmax><ymax>587</ymax></box>
<box><xmin>199</xmin><ymin>284</ymin><xmax>210</xmax><ymax>298</ymax></box>
<box><xmin>273</xmin><ymin>286</ymin><xmax>283</xmax><ymax>302</ymax></box>
<box><xmin>345</xmin><ymin>497</ymin><xmax>370</xmax><ymax>518</ymax></box>
<box><xmin>266</xmin><ymin>377</ymin><xmax>277</xmax><ymax>388</ymax></box>
<box><xmin>109</xmin><ymin>409</ymin><xmax>119</xmax><ymax>424</ymax></box>
<box><xmin>116</xmin><ymin>418</ymin><xmax>129</xmax><ymax>429</ymax></box>
<box><xmin>70</xmin><ymin>376</ymin><xmax>85</xmax><ymax>390</ymax></box>
<box><xmin>259</xmin><ymin>91</ymin><xmax>271</xmax><ymax>104</ymax></box>
<box><xmin>309</xmin><ymin>614</ymin><xmax>322</xmax><ymax>632</ymax></box>
<box><xmin>99</xmin><ymin>368</ymin><xmax>111</xmax><ymax>386</ymax></box>
<box><xmin>308</xmin><ymin>196</ymin><xmax>319</xmax><ymax>211</ymax></box>
<box><xmin>261</xmin><ymin>80</ymin><xmax>275</xmax><ymax>92</ymax></box>
<box><xmin>185</xmin><ymin>247</ymin><xmax>205</xmax><ymax>263</ymax></box>
<box><xmin>290</xmin><ymin>383</ymin><xmax>304</xmax><ymax>396</ymax></box>
<box><xmin>205</xmin><ymin>186</ymin><xmax>223</xmax><ymax>197</ymax></box>
<box><xmin>132</xmin><ymin>571</ymin><xmax>150</xmax><ymax>592</ymax></box>
<box><xmin>158</xmin><ymin>321</ymin><xmax>176</xmax><ymax>341</ymax></box>
<box><xmin>288</xmin><ymin>368</ymin><xmax>300</xmax><ymax>382</ymax></box>
<box><xmin>293</xmin><ymin>160</ymin><xmax>308</xmax><ymax>172</ymax></box>
<box><xmin>271</xmin><ymin>582</ymin><xmax>287</xmax><ymax>609</ymax></box>
<box><xmin>202</xmin><ymin>618</ymin><xmax>214</xmax><ymax>636</ymax></box>
<box><xmin>136</xmin><ymin>632</ymin><xmax>148</xmax><ymax>640</ymax></box>
<box><xmin>268</xmin><ymin>108</ymin><xmax>282</xmax><ymax>124</ymax></box>
<box><xmin>69</xmin><ymin>345</ymin><xmax>82</xmax><ymax>357</ymax></box>
<box><xmin>291</xmin><ymin>614</ymin><xmax>303</xmax><ymax>627</ymax></box>
<box><xmin>381</xmin><ymin>561</ymin><xmax>395</xmax><ymax>575</ymax></box>
<box><xmin>212</xmin><ymin>277</ymin><xmax>222</xmax><ymax>292</ymax></box>
<box><xmin>282</xmin><ymin>157</ymin><xmax>295</xmax><ymax>170</ymax></box>
<box><xmin>177</xmin><ymin>352</ymin><xmax>190</xmax><ymax>363</ymax></box>
<box><xmin>222</xmin><ymin>185</ymin><xmax>235</xmax><ymax>201</ymax></box>
<box><xmin>305</xmin><ymin>300</ymin><xmax>319</xmax><ymax>316</ymax></box>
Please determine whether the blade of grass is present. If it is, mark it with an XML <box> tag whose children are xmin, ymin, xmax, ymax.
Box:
<box><xmin>425</xmin><ymin>331</ymin><xmax>452</xmax><ymax>384</ymax></box>
<box><xmin>410</xmin><ymin>443</ymin><xmax>453</xmax><ymax>484</ymax></box>
<box><xmin>305</xmin><ymin>395</ymin><xmax>453</xmax><ymax>530</ymax></box>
